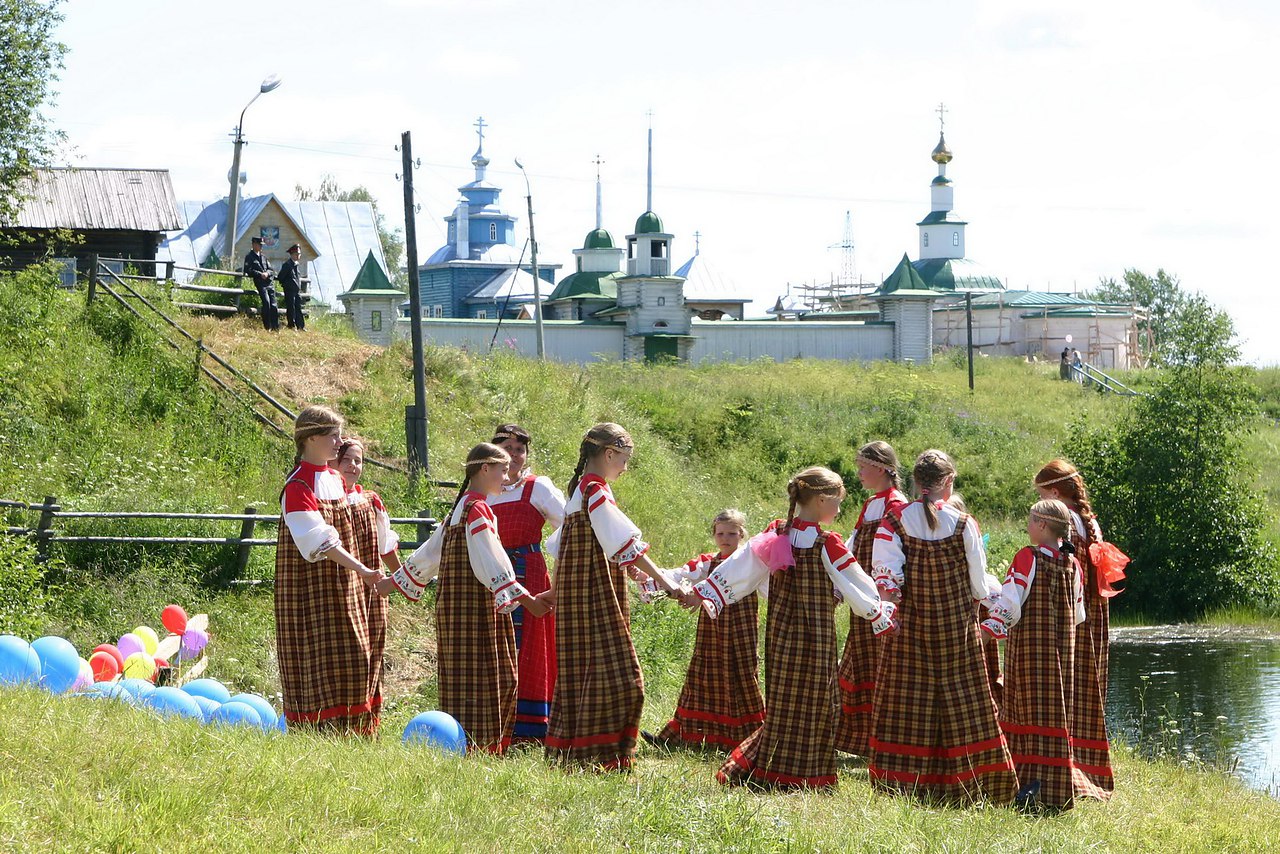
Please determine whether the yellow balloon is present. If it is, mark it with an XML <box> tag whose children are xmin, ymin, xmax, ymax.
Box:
<box><xmin>134</xmin><ymin>626</ymin><xmax>159</xmax><ymax>656</ymax></box>
<box><xmin>122</xmin><ymin>652</ymin><xmax>155</xmax><ymax>680</ymax></box>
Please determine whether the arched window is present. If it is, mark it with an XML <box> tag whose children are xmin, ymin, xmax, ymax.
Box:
<box><xmin>657</xmin><ymin>296</ymin><xmax>666</xmax><ymax>306</ymax></box>
<box><xmin>952</xmin><ymin>231</ymin><xmax>960</xmax><ymax>246</ymax></box>
<box><xmin>448</xmin><ymin>223</ymin><xmax>455</xmax><ymax>241</ymax></box>
<box><xmin>654</xmin><ymin>320</ymin><xmax>669</xmax><ymax>329</ymax></box>
<box><xmin>923</xmin><ymin>233</ymin><xmax>929</xmax><ymax>247</ymax></box>
<box><xmin>489</xmin><ymin>222</ymin><xmax>498</xmax><ymax>241</ymax></box>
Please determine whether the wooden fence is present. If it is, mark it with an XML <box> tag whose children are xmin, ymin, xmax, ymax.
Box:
<box><xmin>89</xmin><ymin>255</ymin><xmax>311</xmax><ymax>318</ymax></box>
<box><xmin>2</xmin><ymin>497</ymin><xmax>437</xmax><ymax>585</ymax></box>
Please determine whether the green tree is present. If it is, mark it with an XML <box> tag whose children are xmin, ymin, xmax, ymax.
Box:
<box><xmin>0</xmin><ymin>0</ymin><xmax>67</xmax><ymax>225</ymax></box>
<box><xmin>294</xmin><ymin>175</ymin><xmax>406</xmax><ymax>289</ymax></box>
<box><xmin>1067</xmin><ymin>295</ymin><xmax>1278</xmax><ymax>618</ymax></box>
<box><xmin>1088</xmin><ymin>268</ymin><xmax>1188</xmax><ymax>364</ymax></box>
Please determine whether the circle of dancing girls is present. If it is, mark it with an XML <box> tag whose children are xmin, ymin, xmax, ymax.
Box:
<box><xmin>834</xmin><ymin>442</ymin><xmax>908</xmax><ymax>756</ymax></box>
<box><xmin>386</xmin><ymin>444</ymin><xmax>552</xmax><ymax>754</ymax></box>
<box><xmin>868</xmin><ymin>449</ymin><xmax>1017</xmax><ymax>804</ymax></box>
<box><xmin>275</xmin><ymin>406</ymin><xmax>392</xmax><ymax>736</ymax></box>
<box><xmin>646</xmin><ymin>509</ymin><xmax>766</xmax><ymax>750</ymax></box>
<box><xmin>689</xmin><ymin>467</ymin><xmax>898</xmax><ymax>789</ymax></box>
<box><xmin>543</xmin><ymin>423</ymin><xmax>688</xmax><ymax>771</ymax></box>
<box><xmin>488</xmin><ymin>424</ymin><xmax>567</xmax><ymax>744</ymax></box>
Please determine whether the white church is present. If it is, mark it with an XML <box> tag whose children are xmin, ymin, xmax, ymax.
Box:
<box><xmin>339</xmin><ymin>115</ymin><xmax>1138</xmax><ymax>368</ymax></box>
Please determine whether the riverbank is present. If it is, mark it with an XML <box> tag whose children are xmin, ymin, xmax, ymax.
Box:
<box><xmin>1</xmin><ymin>690</ymin><xmax>1277</xmax><ymax>853</ymax></box>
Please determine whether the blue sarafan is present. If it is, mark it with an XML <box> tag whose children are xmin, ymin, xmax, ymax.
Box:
<box><xmin>402</xmin><ymin>710</ymin><xmax>466</xmax><ymax>754</ymax></box>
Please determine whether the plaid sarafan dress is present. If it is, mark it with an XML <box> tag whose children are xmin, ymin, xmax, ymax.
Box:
<box><xmin>836</xmin><ymin>489</ymin><xmax>906</xmax><ymax>755</ymax></box>
<box><xmin>716</xmin><ymin>533</ymin><xmax>843</xmax><ymax>789</ymax></box>
<box><xmin>656</xmin><ymin>552</ymin><xmax>765</xmax><ymax>749</ymax></box>
<box><xmin>436</xmin><ymin>498</ymin><xmax>520</xmax><ymax>754</ymax></box>
<box><xmin>544</xmin><ymin>499</ymin><xmax>645</xmax><ymax>771</ymax></box>
<box><xmin>998</xmin><ymin>545</ymin><xmax>1082</xmax><ymax>808</ymax></box>
<box><xmin>1068</xmin><ymin>513</ymin><xmax>1115</xmax><ymax>796</ymax></box>
<box><xmin>869</xmin><ymin>512</ymin><xmax>1017</xmax><ymax>804</ymax></box>
<box><xmin>276</xmin><ymin>463</ymin><xmax>384</xmax><ymax>736</ymax></box>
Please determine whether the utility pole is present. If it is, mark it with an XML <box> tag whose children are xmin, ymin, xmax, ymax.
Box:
<box><xmin>401</xmin><ymin>131</ymin><xmax>430</xmax><ymax>477</ymax></box>
<box><xmin>224</xmin><ymin>74</ymin><xmax>282</xmax><ymax>265</ymax></box>
<box><xmin>514</xmin><ymin>159</ymin><xmax>546</xmax><ymax>359</ymax></box>
<box><xmin>966</xmin><ymin>290</ymin><xmax>975</xmax><ymax>392</ymax></box>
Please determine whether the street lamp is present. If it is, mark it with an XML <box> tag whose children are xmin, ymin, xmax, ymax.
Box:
<box><xmin>224</xmin><ymin>74</ymin><xmax>283</xmax><ymax>265</ymax></box>
<box><xmin>513</xmin><ymin>158</ymin><xmax>546</xmax><ymax>360</ymax></box>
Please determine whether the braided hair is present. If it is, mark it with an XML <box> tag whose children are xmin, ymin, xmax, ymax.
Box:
<box><xmin>566</xmin><ymin>422</ymin><xmax>633</xmax><ymax>498</ymax></box>
<box><xmin>1030</xmin><ymin>498</ymin><xmax>1076</xmax><ymax>555</ymax></box>
<box><xmin>1034</xmin><ymin>459</ymin><xmax>1096</xmax><ymax>522</ymax></box>
<box><xmin>913</xmin><ymin>449</ymin><xmax>957</xmax><ymax>531</ymax></box>
<box><xmin>857</xmin><ymin>440</ymin><xmax>902</xmax><ymax>490</ymax></box>
<box><xmin>782</xmin><ymin>466</ymin><xmax>847</xmax><ymax>534</ymax></box>
<box><xmin>451</xmin><ymin>443</ymin><xmax>511</xmax><ymax>517</ymax></box>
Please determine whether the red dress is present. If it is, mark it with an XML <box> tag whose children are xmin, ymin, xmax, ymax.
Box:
<box><xmin>490</xmin><ymin>475</ymin><xmax>557</xmax><ymax>743</ymax></box>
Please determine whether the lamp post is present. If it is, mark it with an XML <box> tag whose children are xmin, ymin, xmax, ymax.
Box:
<box><xmin>224</xmin><ymin>74</ymin><xmax>283</xmax><ymax>265</ymax></box>
<box><xmin>513</xmin><ymin>158</ymin><xmax>546</xmax><ymax>360</ymax></box>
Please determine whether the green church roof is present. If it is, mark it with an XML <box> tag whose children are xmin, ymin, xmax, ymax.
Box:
<box><xmin>910</xmin><ymin>257</ymin><xmax>1004</xmax><ymax>292</ymax></box>
<box><xmin>634</xmin><ymin>210</ymin><xmax>664</xmax><ymax>234</ymax></box>
<box><xmin>916</xmin><ymin>210</ymin><xmax>968</xmax><ymax>226</ymax></box>
<box><xmin>583</xmin><ymin>228</ymin><xmax>614</xmax><ymax>249</ymax></box>
<box><xmin>339</xmin><ymin>251</ymin><xmax>403</xmax><ymax>297</ymax></box>
<box><xmin>876</xmin><ymin>253</ymin><xmax>940</xmax><ymax>297</ymax></box>
<box><xmin>545</xmin><ymin>270</ymin><xmax>622</xmax><ymax>303</ymax></box>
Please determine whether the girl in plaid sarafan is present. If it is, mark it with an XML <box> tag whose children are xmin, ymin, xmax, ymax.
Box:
<box><xmin>649</xmin><ymin>508</ymin><xmax>766</xmax><ymax>750</ymax></box>
<box><xmin>836</xmin><ymin>441</ymin><xmax>908</xmax><ymax>756</ymax></box>
<box><xmin>544</xmin><ymin>423</ymin><xmax>686</xmax><ymax>772</ymax></box>
<box><xmin>869</xmin><ymin>449</ymin><xmax>1017</xmax><ymax>804</ymax></box>
<box><xmin>982</xmin><ymin>498</ymin><xmax>1106</xmax><ymax>809</ymax></box>
<box><xmin>387</xmin><ymin>444</ymin><xmax>551</xmax><ymax>754</ymax></box>
<box><xmin>695</xmin><ymin>467</ymin><xmax>898</xmax><ymax>789</ymax></box>
<box><xmin>275</xmin><ymin>406</ymin><xmax>391</xmax><ymax>736</ymax></box>
<box><xmin>1035</xmin><ymin>460</ymin><xmax>1123</xmax><ymax>797</ymax></box>
<box><xmin>489</xmin><ymin>424</ymin><xmax>567</xmax><ymax>744</ymax></box>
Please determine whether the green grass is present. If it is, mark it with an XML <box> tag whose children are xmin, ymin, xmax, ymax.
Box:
<box><xmin>1</xmin><ymin>689</ymin><xmax>1278</xmax><ymax>853</ymax></box>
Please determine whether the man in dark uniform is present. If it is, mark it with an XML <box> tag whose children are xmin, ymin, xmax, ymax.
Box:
<box><xmin>243</xmin><ymin>236</ymin><xmax>279</xmax><ymax>331</ymax></box>
<box><xmin>279</xmin><ymin>243</ymin><xmax>306</xmax><ymax>331</ymax></box>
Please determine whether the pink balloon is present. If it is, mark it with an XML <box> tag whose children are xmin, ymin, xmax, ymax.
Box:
<box><xmin>180</xmin><ymin>628</ymin><xmax>209</xmax><ymax>659</ymax></box>
<box><xmin>117</xmin><ymin>633</ymin><xmax>145</xmax><ymax>659</ymax></box>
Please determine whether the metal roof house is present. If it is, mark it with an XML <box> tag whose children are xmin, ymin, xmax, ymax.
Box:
<box><xmin>0</xmin><ymin>168</ymin><xmax>182</xmax><ymax>280</ymax></box>
<box><xmin>158</xmin><ymin>194</ymin><xmax>390</xmax><ymax>305</ymax></box>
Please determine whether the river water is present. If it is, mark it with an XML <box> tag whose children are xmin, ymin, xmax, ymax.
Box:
<box><xmin>1108</xmin><ymin>626</ymin><xmax>1280</xmax><ymax>795</ymax></box>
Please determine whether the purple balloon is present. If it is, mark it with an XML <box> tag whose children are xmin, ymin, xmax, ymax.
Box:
<box><xmin>179</xmin><ymin>628</ymin><xmax>209</xmax><ymax>660</ymax></box>
<box><xmin>117</xmin><ymin>633</ymin><xmax>145</xmax><ymax>659</ymax></box>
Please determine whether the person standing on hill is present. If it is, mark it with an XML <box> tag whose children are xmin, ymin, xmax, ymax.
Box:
<box><xmin>244</xmin><ymin>235</ymin><xmax>280</xmax><ymax>331</ymax></box>
<box><xmin>278</xmin><ymin>243</ymin><xmax>306</xmax><ymax>331</ymax></box>
<box><xmin>1060</xmin><ymin>348</ymin><xmax>1071</xmax><ymax>380</ymax></box>
<box><xmin>275</xmin><ymin>405</ymin><xmax>389</xmax><ymax>736</ymax></box>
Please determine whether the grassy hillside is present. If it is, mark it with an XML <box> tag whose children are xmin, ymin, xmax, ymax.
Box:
<box><xmin>4</xmin><ymin>268</ymin><xmax>1280</xmax><ymax>850</ymax></box>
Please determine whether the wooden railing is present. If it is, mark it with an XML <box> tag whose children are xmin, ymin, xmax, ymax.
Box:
<box><xmin>90</xmin><ymin>255</ymin><xmax>311</xmax><ymax>317</ymax></box>
<box><xmin>2</xmin><ymin>496</ymin><xmax>437</xmax><ymax>585</ymax></box>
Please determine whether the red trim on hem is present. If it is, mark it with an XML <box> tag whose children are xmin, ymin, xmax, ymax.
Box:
<box><xmin>1074</xmin><ymin>762</ymin><xmax>1114</xmax><ymax>777</ymax></box>
<box><xmin>285</xmin><ymin>695</ymin><xmax>382</xmax><ymax>723</ymax></box>
<box><xmin>1011</xmin><ymin>754</ymin><xmax>1074</xmax><ymax>768</ymax></box>
<box><xmin>545</xmin><ymin>726</ymin><xmax>639</xmax><ymax>750</ymax></box>
<box><xmin>471</xmin><ymin>737</ymin><xmax>512</xmax><ymax>755</ymax></box>
<box><xmin>870</xmin><ymin>734</ymin><xmax>1007</xmax><ymax>759</ymax></box>
<box><xmin>1071</xmin><ymin>737</ymin><xmax>1111</xmax><ymax>751</ymax></box>
<box><xmin>663</xmin><ymin>721</ymin><xmax>743</xmax><ymax>748</ymax></box>
<box><xmin>869</xmin><ymin>761</ymin><xmax>1014</xmax><ymax>786</ymax></box>
<box><xmin>838</xmin><ymin>677</ymin><xmax>876</xmax><ymax>693</ymax></box>
<box><xmin>841</xmin><ymin>703</ymin><xmax>873</xmax><ymax>715</ymax></box>
<box><xmin>1000</xmin><ymin>721</ymin><xmax>1070</xmax><ymax>739</ymax></box>
<box><xmin>515</xmin><ymin>714</ymin><xmax>549</xmax><ymax>724</ymax></box>
<box><xmin>674</xmin><ymin>707</ymin><xmax>766</xmax><ymax>727</ymax></box>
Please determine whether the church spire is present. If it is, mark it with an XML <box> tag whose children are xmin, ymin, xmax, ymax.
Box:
<box><xmin>917</xmin><ymin>103</ymin><xmax>966</xmax><ymax>261</ymax></box>
<box><xmin>471</xmin><ymin>115</ymin><xmax>489</xmax><ymax>181</ymax></box>
<box><xmin>594</xmin><ymin>154</ymin><xmax>604</xmax><ymax>230</ymax></box>
<box><xmin>645</xmin><ymin>110</ymin><xmax>654</xmax><ymax>212</ymax></box>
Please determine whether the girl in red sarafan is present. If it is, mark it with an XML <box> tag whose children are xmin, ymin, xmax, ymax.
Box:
<box><xmin>648</xmin><ymin>508</ymin><xmax>766</xmax><ymax>750</ymax></box>
<box><xmin>275</xmin><ymin>406</ymin><xmax>390</xmax><ymax>736</ymax></box>
<box><xmin>835</xmin><ymin>441</ymin><xmax>908</xmax><ymax>756</ymax></box>
<box><xmin>488</xmin><ymin>423</ymin><xmax>566</xmax><ymax>745</ymax></box>
<box><xmin>544</xmin><ymin>422</ymin><xmax>685</xmax><ymax>772</ymax></box>
<box><xmin>981</xmin><ymin>498</ymin><xmax>1100</xmax><ymax>809</ymax></box>
<box><xmin>695</xmin><ymin>467</ymin><xmax>898</xmax><ymax>790</ymax></box>
<box><xmin>869</xmin><ymin>449</ymin><xmax>1016</xmax><ymax>804</ymax></box>
<box><xmin>1035</xmin><ymin>459</ymin><xmax>1124</xmax><ymax>798</ymax></box>
<box><xmin>387</xmin><ymin>443</ymin><xmax>550</xmax><ymax>754</ymax></box>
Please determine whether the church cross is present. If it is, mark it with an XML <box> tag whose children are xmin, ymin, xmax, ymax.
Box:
<box><xmin>936</xmin><ymin>102</ymin><xmax>948</xmax><ymax>132</ymax></box>
<box><xmin>693</xmin><ymin>230</ymin><xmax>702</xmax><ymax>254</ymax></box>
<box><xmin>473</xmin><ymin>116</ymin><xmax>487</xmax><ymax>148</ymax></box>
<box><xmin>593</xmin><ymin>153</ymin><xmax>605</xmax><ymax>180</ymax></box>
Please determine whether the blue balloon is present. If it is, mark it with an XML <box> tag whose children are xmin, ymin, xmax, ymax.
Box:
<box><xmin>0</xmin><ymin>635</ymin><xmax>41</xmax><ymax>687</ymax></box>
<box><xmin>191</xmin><ymin>695</ymin><xmax>222</xmax><ymax>723</ymax></box>
<box><xmin>274</xmin><ymin>714</ymin><xmax>288</xmax><ymax>734</ymax></box>
<box><xmin>402</xmin><ymin>710</ymin><xmax>467</xmax><ymax>754</ymax></box>
<box><xmin>118</xmin><ymin>678</ymin><xmax>156</xmax><ymax>700</ymax></box>
<box><xmin>90</xmin><ymin>681</ymin><xmax>136</xmax><ymax>704</ymax></box>
<box><xmin>210</xmin><ymin>701</ymin><xmax>262</xmax><ymax>730</ymax></box>
<box><xmin>31</xmin><ymin>636</ymin><xmax>80</xmax><ymax>694</ymax></box>
<box><xmin>181</xmin><ymin>678</ymin><xmax>232</xmax><ymax>705</ymax></box>
<box><xmin>145</xmin><ymin>686</ymin><xmax>203</xmax><ymax>720</ymax></box>
<box><xmin>227</xmin><ymin>693</ymin><xmax>277</xmax><ymax>731</ymax></box>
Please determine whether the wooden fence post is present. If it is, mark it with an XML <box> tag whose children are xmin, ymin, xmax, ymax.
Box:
<box><xmin>85</xmin><ymin>254</ymin><xmax>98</xmax><ymax>304</ymax></box>
<box><xmin>417</xmin><ymin>509</ymin><xmax>433</xmax><ymax>546</ymax></box>
<box><xmin>35</xmin><ymin>495</ymin><xmax>57</xmax><ymax>562</ymax></box>
<box><xmin>165</xmin><ymin>261</ymin><xmax>175</xmax><ymax>282</ymax></box>
<box><xmin>228</xmin><ymin>506</ymin><xmax>258</xmax><ymax>584</ymax></box>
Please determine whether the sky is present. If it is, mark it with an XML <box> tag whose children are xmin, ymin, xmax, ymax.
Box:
<box><xmin>46</xmin><ymin>0</ymin><xmax>1280</xmax><ymax>363</ymax></box>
